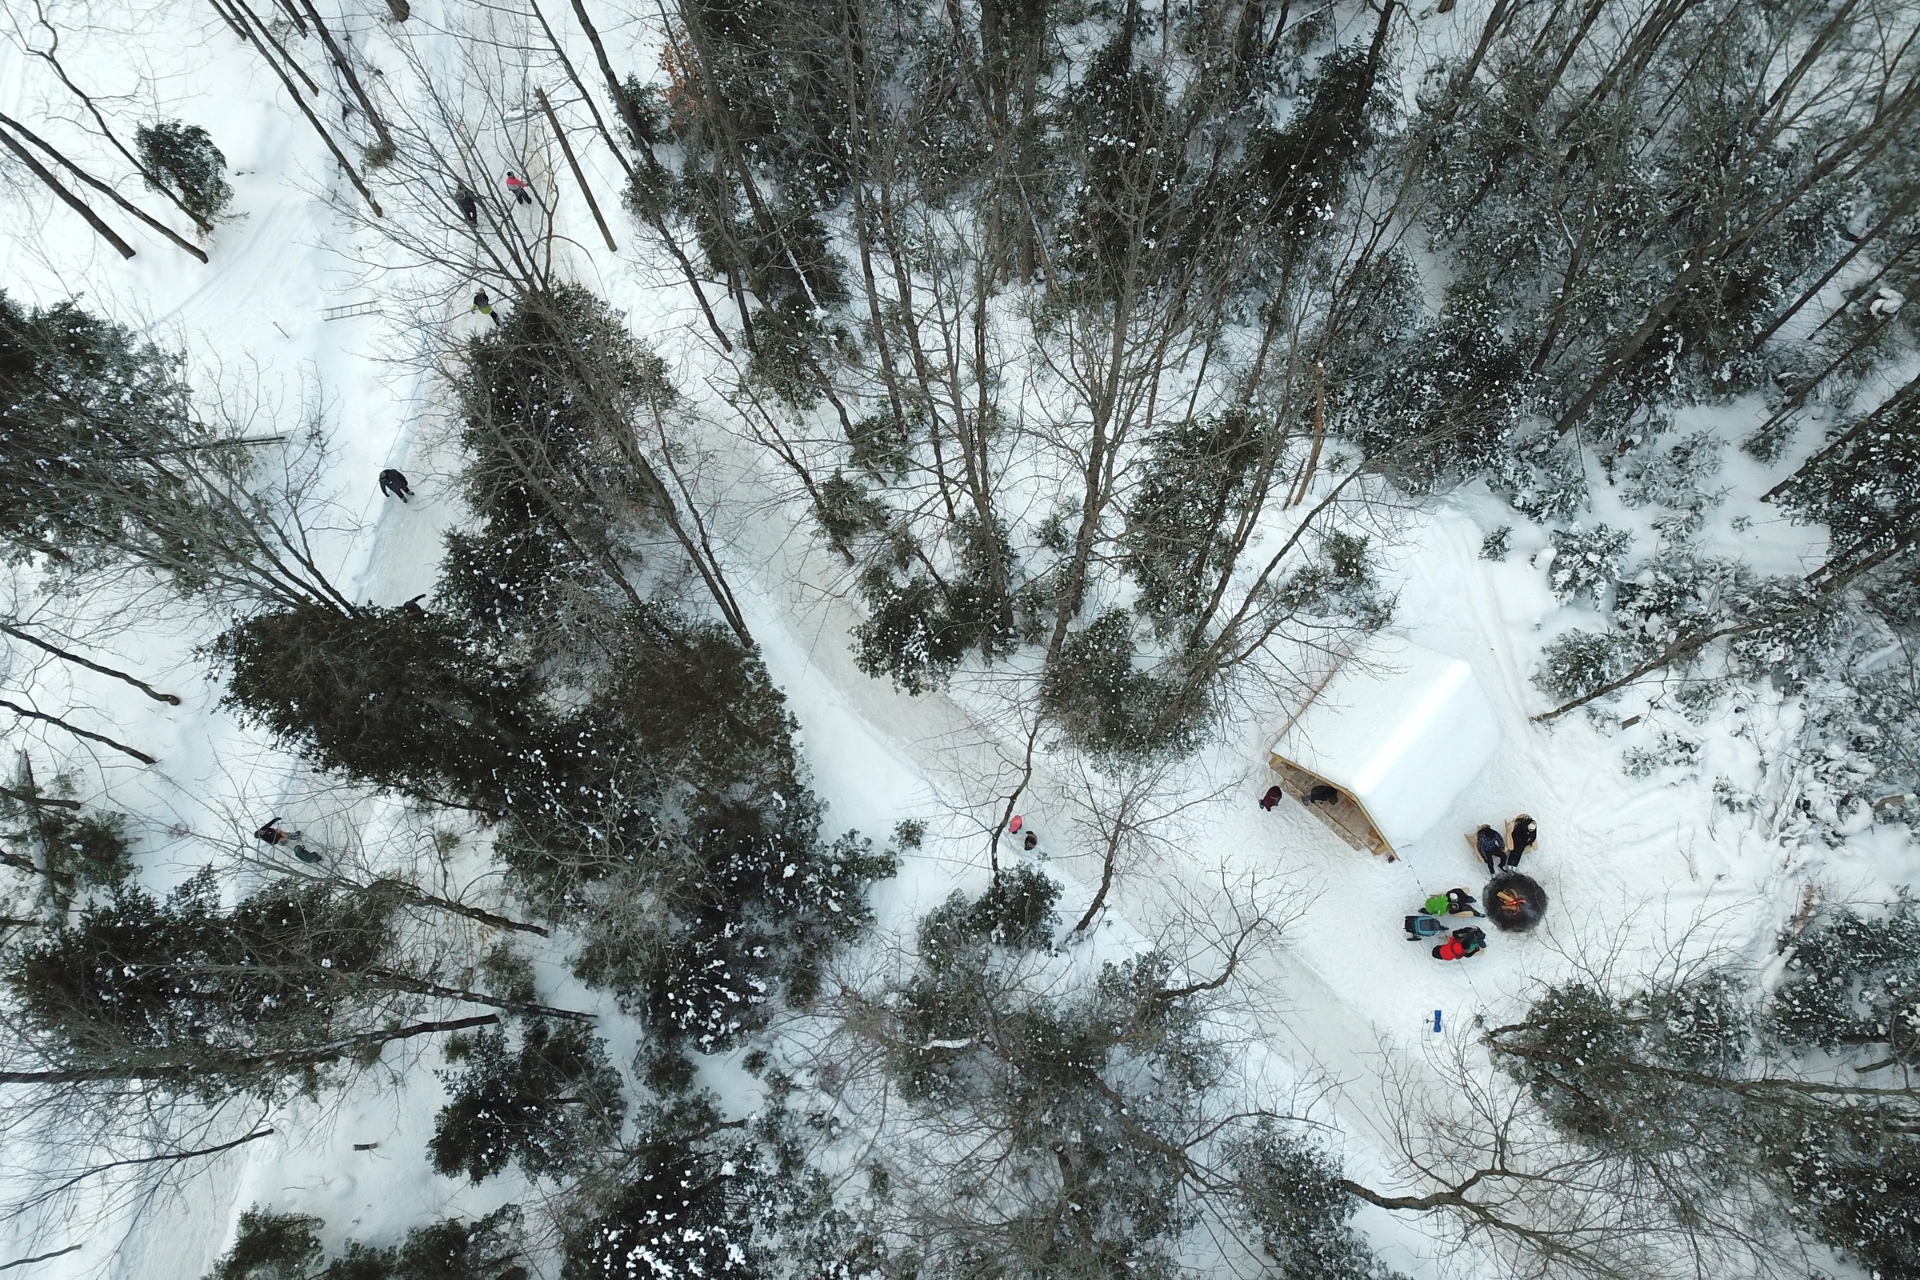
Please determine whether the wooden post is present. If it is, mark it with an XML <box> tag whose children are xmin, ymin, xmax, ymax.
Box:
<box><xmin>535</xmin><ymin>88</ymin><xmax>617</xmax><ymax>252</ymax></box>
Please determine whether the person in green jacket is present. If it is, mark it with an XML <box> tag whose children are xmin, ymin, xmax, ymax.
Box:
<box><xmin>1421</xmin><ymin>888</ymin><xmax>1486</xmax><ymax>918</ymax></box>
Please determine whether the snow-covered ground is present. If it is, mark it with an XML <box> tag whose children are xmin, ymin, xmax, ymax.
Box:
<box><xmin>1</xmin><ymin>2</ymin><xmax>1912</xmax><ymax>1277</ymax></box>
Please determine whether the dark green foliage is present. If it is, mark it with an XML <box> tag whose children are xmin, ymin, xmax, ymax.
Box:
<box><xmin>213</xmin><ymin>602</ymin><xmax>546</xmax><ymax>814</ymax></box>
<box><xmin>137</xmin><ymin>120</ymin><xmax>231</xmax><ymax>225</ymax></box>
<box><xmin>877</xmin><ymin>903</ymin><xmax>1395</xmax><ymax>1280</ymax></box>
<box><xmin>1274</xmin><ymin>531</ymin><xmax>1393</xmax><ymax>631</ymax></box>
<box><xmin>447</xmin><ymin>284</ymin><xmax>674</xmax><ymax>649</ymax></box>
<box><xmin>1235</xmin><ymin>1124</ymin><xmax>1402</xmax><ymax>1280</ymax></box>
<box><xmin>430</xmin><ymin>1022</ymin><xmax>626</xmax><ymax>1182</ymax></box>
<box><xmin>1777</xmin><ymin>1117</ymin><xmax>1920</xmax><ymax>1280</ymax></box>
<box><xmin>9</xmin><ymin>872</ymin><xmax>393</xmax><ymax>1085</ymax></box>
<box><xmin>564</xmin><ymin>1143</ymin><xmax>760</xmax><ymax>1280</ymax></box>
<box><xmin>1480</xmin><ymin>526</ymin><xmax>1512</xmax><ymax>561</ymax></box>
<box><xmin>0</xmin><ymin>796</ymin><xmax>134</xmax><ymax>892</ymax></box>
<box><xmin>1770</xmin><ymin>897</ymin><xmax>1920</xmax><ymax>1068</ymax></box>
<box><xmin>1238</xmin><ymin>43</ymin><xmax>1389</xmax><ymax>247</ymax></box>
<box><xmin>1344</xmin><ymin>289</ymin><xmax>1536</xmax><ymax>495</ymax></box>
<box><xmin>968</xmin><ymin>864</ymin><xmax>1059</xmax><ymax>950</ymax></box>
<box><xmin>1493</xmin><ymin>976</ymin><xmax>1749</xmax><ymax>1150</ymax></box>
<box><xmin>1041</xmin><ymin>610</ymin><xmax>1200</xmax><ymax>761</ymax></box>
<box><xmin>851</xmin><ymin>547</ymin><xmax>1010</xmax><ymax>696</ymax></box>
<box><xmin>499</xmin><ymin>608</ymin><xmax>896</xmax><ymax>1050</ymax></box>
<box><xmin>917</xmin><ymin>864</ymin><xmax>1059</xmax><ymax>959</ymax></box>
<box><xmin>209</xmin><ymin>1206</ymin><xmax>526</xmax><ymax>1280</ymax></box>
<box><xmin>812</xmin><ymin>471</ymin><xmax>890</xmax><ymax>555</ymax></box>
<box><xmin>1123</xmin><ymin>410</ymin><xmax>1266</xmax><ymax>630</ymax></box>
<box><xmin>206</xmin><ymin>1209</ymin><xmax>323</xmax><ymax>1280</ymax></box>
<box><xmin>1493</xmin><ymin>964</ymin><xmax>1920</xmax><ymax>1278</ymax></box>
<box><xmin>0</xmin><ymin>291</ymin><xmax>195</xmax><ymax>563</ymax></box>
<box><xmin>1775</xmin><ymin>379</ymin><xmax>1920</xmax><ymax>584</ymax></box>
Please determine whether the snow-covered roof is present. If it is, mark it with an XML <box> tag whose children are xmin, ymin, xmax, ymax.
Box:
<box><xmin>1272</xmin><ymin>637</ymin><xmax>1502</xmax><ymax>849</ymax></box>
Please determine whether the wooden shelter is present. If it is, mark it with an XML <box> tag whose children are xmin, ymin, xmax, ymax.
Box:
<box><xmin>1268</xmin><ymin>637</ymin><xmax>1502</xmax><ymax>860</ymax></box>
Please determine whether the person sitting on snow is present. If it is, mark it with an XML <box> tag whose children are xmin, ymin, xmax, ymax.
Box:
<box><xmin>1421</xmin><ymin>888</ymin><xmax>1485</xmax><ymax>918</ymax></box>
<box><xmin>1405</xmin><ymin>913</ymin><xmax>1449</xmax><ymax>941</ymax></box>
<box><xmin>1504</xmin><ymin>814</ymin><xmax>1538</xmax><ymax>868</ymax></box>
<box><xmin>1432</xmin><ymin>925</ymin><xmax>1487</xmax><ymax>961</ymax></box>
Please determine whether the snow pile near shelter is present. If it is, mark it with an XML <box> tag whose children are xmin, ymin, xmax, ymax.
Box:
<box><xmin>1272</xmin><ymin>637</ymin><xmax>1502</xmax><ymax>850</ymax></box>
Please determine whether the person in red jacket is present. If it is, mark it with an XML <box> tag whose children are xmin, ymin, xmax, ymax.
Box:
<box><xmin>505</xmin><ymin>171</ymin><xmax>533</xmax><ymax>205</ymax></box>
<box><xmin>1432</xmin><ymin>925</ymin><xmax>1487</xmax><ymax>961</ymax></box>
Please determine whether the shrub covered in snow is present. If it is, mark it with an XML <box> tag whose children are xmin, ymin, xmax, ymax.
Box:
<box><xmin>1547</xmin><ymin>525</ymin><xmax>1633</xmax><ymax>606</ymax></box>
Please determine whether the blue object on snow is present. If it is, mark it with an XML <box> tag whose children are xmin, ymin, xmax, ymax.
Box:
<box><xmin>1430</xmin><ymin>1009</ymin><xmax>1443</xmax><ymax>1034</ymax></box>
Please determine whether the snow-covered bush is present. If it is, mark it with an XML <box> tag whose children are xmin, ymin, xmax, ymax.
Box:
<box><xmin>1621</xmin><ymin>730</ymin><xmax>1701</xmax><ymax>780</ymax></box>
<box><xmin>1479</xmin><ymin>525</ymin><xmax>1512</xmax><ymax>561</ymax></box>
<box><xmin>1548</xmin><ymin>525</ymin><xmax>1633</xmax><ymax>605</ymax></box>
<box><xmin>1617</xmin><ymin>431</ymin><xmax>1727</xmax><ymax>536</ymax></box>
<box><xmin>137</xmin><ymin>120</ymin><xmax>230</xmax><ymax>225</ymax></box>
<box><xmin>1533</xmin><ymin>630</ymin><xmax>1633</xmax><ymax>704</ymax></box>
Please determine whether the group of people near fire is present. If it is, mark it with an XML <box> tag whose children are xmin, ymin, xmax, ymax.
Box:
<box><xmin>1403</xmin><ymin>814</ymin><xmax>1544</xmax><ymax>961</ymax></box>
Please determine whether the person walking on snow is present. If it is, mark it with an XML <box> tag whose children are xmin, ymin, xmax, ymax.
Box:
<box><xmin>455</xmin><ymin>188</ymin><xmax>479</xmax><ymax>226</ymax></box>
<box><xmin>472</xmin><ymin>290</ymin><xmax>500</xmax><ymax>326</ymax></box>
<box><xmin>1470</xmin><ymin>824</ymin><xmax>1506</xmax><ymax>877</ymax></box>
<box><xmin>254</xmin><ymin>818</ymin><xmax>321</xmax><ymax>864</ymax></box>
<box><xmin>378</xmin><ymin>468</ymin><xmax>413</xmax><ymax>502</ymax></box>
<box><xmin>505</xmin><ymin>171</ymin><xmax>532</xmax><ymax>205</ymax></box>
<box><xmin>1259</xmin><ymin>785</ymin><xmax>1284</xmax><ymax>811</ymax></box>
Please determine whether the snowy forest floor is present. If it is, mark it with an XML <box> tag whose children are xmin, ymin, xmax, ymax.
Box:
<box><xmin>1</xmin><ymin>1</ymin><xmax>1915</xmax><ymax>1277</ymax></box>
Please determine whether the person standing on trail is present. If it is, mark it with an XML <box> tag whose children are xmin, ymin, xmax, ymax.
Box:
<box><xmin>472</xmin><ymin>289</ymin><xmax>500</xmax><ymax>326</ymax></box>
<box><xmin>254</xmin><ymin>818</ymin><xmax>321</xmax><ymax>864</ymax></box>
<box><xmin>1470</xmin><ymin>824</ymin><xmax>1506</xmax><ymax>877</ymax></box>
<box><xmin>505</xmin><ymin>171</ymin><xmax>532</xmax><ymax>206</ymax></box>
<box><xmin>379</xmin><ymin>468</ymin><xmax>413</xmax><ymax>502</ymax></box>
<box><xmin>455</xmin><ymin>188</ymin><xmax>479</xmax><ymax>226</ymax></box>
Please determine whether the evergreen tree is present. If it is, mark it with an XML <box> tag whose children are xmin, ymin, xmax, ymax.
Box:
<box><xmin>4</xmin><ymin>872</ymin><xmax>431</xmax><ymax>1093</ymax></box>
<box><xmin>564</xmin><ymin>1143</ymin><xmax>760</xmax><ymax>1280</ymax></box>
<box><xmin>213</xmin><ymin>602</ymin><xmax>548</xmax><ymax>814</ymax></box>
<box><xmin>0</xmin><ymin>291</ymin><xmax>196</xmax><ymax>564</ymax></box>
<box><xmin>429</xmin><ymin>1021</ymin><xmax>625</xmax><ymax>1183</ymax></box>
<box><xmin>136</xmin><ymin>121</ymin><xmax>232</xmax><ymax>225</ymax></box>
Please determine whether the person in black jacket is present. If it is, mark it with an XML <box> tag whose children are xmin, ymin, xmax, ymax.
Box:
<box><xmin>454</xmin><ymin>188</ymin><xmax>479</xmax><ymax>226</ymax></box>
<box><xmin>378</xmin><ymin>468</ymin><xmax>413</xmax><ymax>502</ymax></box>
<box><xmin>1505</xmin><ymin>814</ymin><xmax>1538</xmax><ymax>868</ymax></box>
<box><xmin>1470</xmin><ymin>824</ymin><xmax>1506</xmax><ymax>877</ymax></box>
<box><xmin>254</xmin><ymin>818</ymin><xmax>321</xmax><ymax>864</ymax></box>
